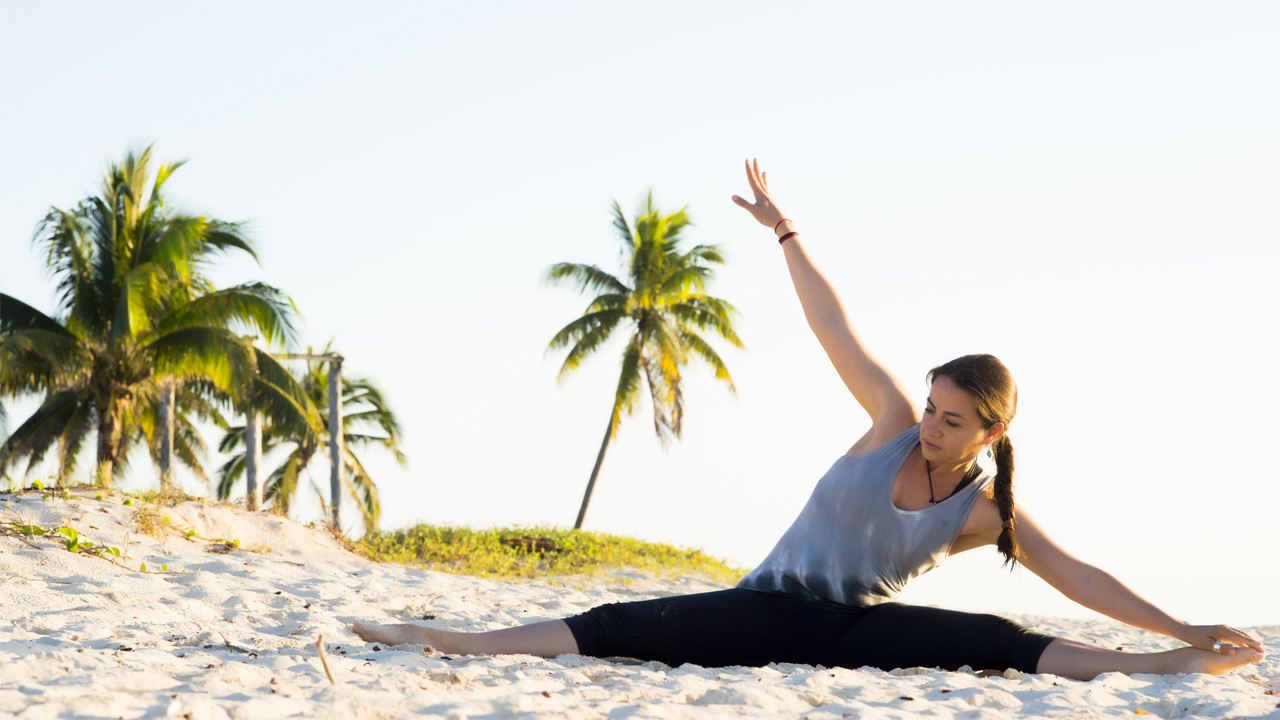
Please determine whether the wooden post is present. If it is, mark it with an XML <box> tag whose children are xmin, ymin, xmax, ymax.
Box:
<box><xmin>328</xmin><ymin>357</ymin><xmax>344</xmax><ymax>530</ymax></box>
<box><xmin>272</xmin><ymin>352</ymin><xmax>345</xmax><ymax>529</ymax></box>
<box><xmin>245</xmin><ymin>409</ymin><xmax>262</xmax><ymax>511</ymax></box>
<box><xmin>157</xmin><ymin>379</ymin><xmax>175</xmax><ymax>494</ymax></box>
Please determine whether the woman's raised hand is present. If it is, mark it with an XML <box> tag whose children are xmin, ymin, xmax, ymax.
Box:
<box><xmin>731</xmin><ymin>158</ymin><xmax>787</xmax><ymax>231</ymax></box>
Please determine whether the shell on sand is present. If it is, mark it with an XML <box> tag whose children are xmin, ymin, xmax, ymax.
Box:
<box><xmin>1</xmin><ymin>490</ymin><xmax>1275</xmax><ymax>719</ymax></box>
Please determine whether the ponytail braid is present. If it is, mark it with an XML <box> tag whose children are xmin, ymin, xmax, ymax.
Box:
<box><xmin>992</xmin><ymin>433</ymin><xmax>1019</xmax><ymax>571</ymax></box>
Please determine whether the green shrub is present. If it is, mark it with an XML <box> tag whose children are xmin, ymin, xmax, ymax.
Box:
<box><xmin>356</xmin><ymin>524</ymin><xmax>743</xmax><ymax>585</ymax></box>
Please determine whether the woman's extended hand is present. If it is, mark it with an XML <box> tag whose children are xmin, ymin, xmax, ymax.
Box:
<box><xmin>1179</xmin><ymin>623</ymin><xmax>1265</xmax><ymax>655</ymax></box>
<box><xmin>731</xmin><ymin>158</ymin><xmax>787</xmax><ymax>231</ymax></box>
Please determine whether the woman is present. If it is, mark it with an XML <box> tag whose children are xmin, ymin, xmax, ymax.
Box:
<box><xmin>353</xmin><ymin>159</ymin><xmax>1265</xmax><ymax>681</ymax></box>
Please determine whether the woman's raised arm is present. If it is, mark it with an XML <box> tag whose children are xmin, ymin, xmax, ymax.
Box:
<box><xmin>732</xmin><ymin>159</ymin><xmax>913</xmax><ymax>429</ymax></box>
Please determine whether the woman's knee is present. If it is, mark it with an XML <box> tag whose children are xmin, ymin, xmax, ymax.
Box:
<box><xmin>825</xmin><ymin>604</ymin><xmax>1054</xmax><ymax>673</ymax></box>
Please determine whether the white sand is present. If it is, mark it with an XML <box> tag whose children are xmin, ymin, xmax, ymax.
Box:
<box><xmin>1</xmin><ymin>489</ymin><xmax>1275</xmax><ymax>720</ymax></box>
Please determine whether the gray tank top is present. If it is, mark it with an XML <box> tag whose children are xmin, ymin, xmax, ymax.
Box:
<box><xmin>737</xmin><ymin>423</ymin><xmax>991</xmax><ymax>607</ymax></box>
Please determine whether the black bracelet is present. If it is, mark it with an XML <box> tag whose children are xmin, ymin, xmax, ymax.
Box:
<box><xmin>778</xmin><ymin>231</ymin><xmax>797</xmax><ymax>245</ymax></box>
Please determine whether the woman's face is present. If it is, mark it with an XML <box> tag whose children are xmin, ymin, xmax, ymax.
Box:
<box><xmin>919</xmin><ymin>375</ymin><xmax>1003</xmax><ymax>465</ymax></box>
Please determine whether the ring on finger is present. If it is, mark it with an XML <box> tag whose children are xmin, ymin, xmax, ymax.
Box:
<box><xmin>1212</xmin><ymin>641</ymin><xmax>1224</xmax><ymax>653</ymax></box>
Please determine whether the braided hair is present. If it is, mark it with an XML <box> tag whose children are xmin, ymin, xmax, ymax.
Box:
<box><xmin>927</xmin><ymin>354</ymin><xmax>1019</xmax><ymax>570</ymax></box>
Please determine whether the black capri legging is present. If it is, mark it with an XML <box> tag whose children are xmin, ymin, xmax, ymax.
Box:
<box><xmin>563</xmin><ymin>588</ymin><xmax>1057</xmax><ymax>674</ymax></box>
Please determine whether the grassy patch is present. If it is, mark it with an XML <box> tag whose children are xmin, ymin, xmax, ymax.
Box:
<box><xmin>357</xmin><ymin>524</ymin><xmax>744</xmax><ymax>585</ymax></box>
<box><xmin>131</xmin><ymin>502</ymin><xmax>169</xmax><ymax>538</ymax></box>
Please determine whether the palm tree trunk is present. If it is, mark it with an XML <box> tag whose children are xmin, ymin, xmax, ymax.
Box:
<box><xmin>327</xmin><ymin>359</ymin><xmax>344</xmax><ymax>531</ymax></box>
<box><xmin>157</xmin><ymin>379</ymin><xmax>175</xmax><ymax>494</ymax></box>
<box><xmin>95</xmin><ymin>399</ymin><xmax>120</xmax><ymax>488</ymax></box>
<box><xmin>94</xmin><ymin>459</ymin><xmax>113</xmax><ymax>488</ymax></box>
<box><xmin>245</xmin><ymin>409</ymin><xmax>262</xmax><ymax>511</ymax></box>
<box><xmin>574</xmin><ymin>409</ymin><xmax>618</xmax><ymax>530</ymax></box>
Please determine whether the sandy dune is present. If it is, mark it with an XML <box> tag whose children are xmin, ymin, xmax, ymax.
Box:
<box><xmin>1</xmin><ymin>489</ymin><xmax>1275</xmax><ymax>719</ymax></box>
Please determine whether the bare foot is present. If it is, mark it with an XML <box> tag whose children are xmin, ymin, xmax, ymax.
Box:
<box><xmin>1164</xmin><ymin>645</ymin><xmax>1264</xmax><ymax>676</ymax></box>
<box><xmin>351</xmin><ymin>619</ymin><xmax>435</xmax><ymax>648</ymax></box>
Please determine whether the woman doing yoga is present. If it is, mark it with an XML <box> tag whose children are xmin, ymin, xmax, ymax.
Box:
<box><xmin>353</xmin><ymin>159</ymin><xmax>1265</xmax><ymax>681</ymax></box>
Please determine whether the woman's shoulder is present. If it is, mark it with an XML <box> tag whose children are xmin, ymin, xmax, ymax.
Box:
<box><xmin>954</xmin><ymin>487</ymin><xmax>1004</xmax><ymax>547</ymax></box>
<box><xmin>971</xmin><ymin>482</ymin><xmax>1015</xmax><ymax>532</ymax></box>
<box><xmin>844</xmin><ymin>415</ymin><xmax>920</xmax><ymax>458</ymax></box>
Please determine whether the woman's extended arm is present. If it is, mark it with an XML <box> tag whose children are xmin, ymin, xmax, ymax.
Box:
<box><xmin>732</xmin><ymin>159</ymin><xmax>913</xmax><ymax>426</ymax></box>
<box><xmin>1014</xmin><ymin>507</ymin><xmax>1264</xmax><ymax>655</ymax></box>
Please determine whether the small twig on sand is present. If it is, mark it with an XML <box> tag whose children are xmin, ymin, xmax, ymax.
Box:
<box><xmin>5</xmin><ymin>575</ymin><xmax>73</xmax><ymax>585</ymax></box>
<box><xmin>315</xmin><ymin>635</ymin><xmax>336</xmax><ymax>684</ymax></box>
<box><xmin>218</xmin><ymin>633</ymin><xmax>257</xmax><ymax>655</ymax></box>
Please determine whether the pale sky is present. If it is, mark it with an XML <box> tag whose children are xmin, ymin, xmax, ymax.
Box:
<box><xmin>2</xmin><ymin>1</ymin><xmax>1277</xmax><ymax>626</ymax></box>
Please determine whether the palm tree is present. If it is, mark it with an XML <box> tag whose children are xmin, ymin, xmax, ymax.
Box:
<box><xmin>0</xmin><ymin>146</ymin><xmax>295</xmax><ymax>488</ymax></box>
<box><xmin>545</xmin><ymin>193</ymin><xmax>744</xmax><ymax>529</ymax></box>
<box><xmin>216</xmin><ymin>348</ymin><xmax>405</xmax><ymax>532</ymax></box>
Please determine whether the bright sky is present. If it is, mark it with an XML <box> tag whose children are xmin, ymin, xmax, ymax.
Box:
<box><xmin>2</xmin><ymin>1</ymin><xmax>1277</xmax><ymax>627</ymax></box>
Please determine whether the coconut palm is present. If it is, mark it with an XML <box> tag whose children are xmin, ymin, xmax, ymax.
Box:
<box><xmin>545</xmin><ymin>193</ymin><xmax>744</xmax><ymax>529</ymax></box>
<box><xmin>0</xmin><ymin>146</ymin><xmax>295</xmax><ymax>487</ymax></box>
<box><xmin>216</xmin><ymin>349</ymin><xmax>405</xmax><ymax>532</ymax></box>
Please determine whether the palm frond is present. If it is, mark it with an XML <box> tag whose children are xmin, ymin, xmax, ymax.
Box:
<box><xmin>610</xmin><ymin>200</ymin><xmax>637</xmax><ymax>255</ymax></box>
<box><xmin>201</xmin><ymin>221</ymin><xmax>259</xmax><ymax>263</ymax></box>
<box><xmin>341</xmin><ymin>448</ymin><xmax>380</xmax><ymax>532</ymax></box>
<box><xmin>172</xmin><ymin>424</ymin><xmax>210</xmax><ymax>489</ymax></box>
<box><xmin>0</xmin><ymin>329</ymin><xmax>92</xmax><ymax>394</ymax></box>
<box><xmin>54</xmin><ymin>398</ymin><xmax>94</xmax><ymax>483</ymax></box>
<box><xmin>542</xmin><ymin>262</ymin><xmax>630</xmax><ymax>297</ymax></box>
<box><xmin>215</xmin><ymin>453</ymin><xmax>245</xmax><ymax>501</ymax></box>
<box><xmin>643</xmin><ymin>317</ymin><xmax>687</xmax><ymax>442</ymax></box>
<box><xmin>669</xmin><ymin>296</ymin><xmax>745</xmax><ymax>348</ymax></box>
<box><xmin>656</xmin><ymin>265</ymin><xmax>710</xmax><ymax>299</ymax></box>
<box><xmin>0</xmin><ymin>390</ymin><xmax>86</xmax><ymax>480</ymax></box>
<box><xmin>553</xmin><ymin>316</ymin><xmax>627</xmax><ymax>383</ymax></box>
<box><xmin>35</xmin><ymin>206</ymin><xmax>95</xmax><ymax>322</ymax></box>
<box><xmin>141</xmin><ymin>215</ymin><xmax>207</xmax><ymax>284</ymax></box>
<box><xmin>690</xmin><ymin>243</ymin><xmax>725</xmax><ymax>264</ymax></box>
<box><xmin>253</xmin><ymin>375</ymin><xmax>324</xmax><ymax>445</ymax></box>
<box><xmin>218</xmin><ymin>424</ymin><xmax>246</xmax><ymax>455</ymax></box>
<box><xmin>148</xmin><ymin>327</ymin><xmax>249</xmax><ymax>393</ymax></box>
<box><xmin>175</xmin><ymin>386</ymin><xmax>229</xmax><ymax>429</ymax></box>
<box><xmin>264</xmin><ymin>450</ymin><xmax>306</xmax><ymax>515</ymax></box>
<box><xmin>156</xmin><ymin>283</ymin><xmax>295</xmax><ymax>347</ymax></box>
<box><xmin>253</xmin><ymin>349</ymin><xmax>325</xmax><ymax>440</ymax></box>
<box><xmin>150</xmin><ymin>158</ymin><xmax>186</xmax><ymax>199</ymax></box>
<box><xmin>678</xmin><ymin>329</ymin><xmax>737</xmax><ymax>394</ymax></box>
<box><xmin>107</xmin><ymin>263</ymin><xmax>167</xmax><ymax>347</ymax></box>
<box><xmin>0</xmin><ymin>293</ymin><xmax>76</xmax><ymax>337</ymax></box>
<box><xmin>611</xmin><ymin>334</ymin><xmax>645</xmax><ymax>433</ymax></box>
<box><xmin>546</xmin><ymin>308</ymin><xmax>626</xmax><ymax>353</ymax></box>
<box><xmin>340</xmin><ymin>381</ymin><xmax>405</xmax><ymax>464</ymax></box>
<box><xmin>585</xmin><ymin>293</ymin><xmax>628</xmax><ymax>313</ymax></box>
<box><xmin>75</xmin><ymin>196</ymin><xmax>116</xmax><ymax>335</ymax></box>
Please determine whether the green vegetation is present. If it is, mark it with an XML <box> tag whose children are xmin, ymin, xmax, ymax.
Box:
<box><xmin>0</xmin><ymin>145</ymin><xmax>296</xmax><ymax>489</ymax></box>
<box><xmin>357</xmin><ymin>524</ymin><xmax>744</xmax><ymax>585</ymax></box>
<box><xmin>1</xmin><ymin>512</ymin><xmax>126</xmax><ymax>565</ymax></box>
<box><xmin>1</xmin><ymin>485</ymin><xmax>738</xmax><ymax>583</ymax></box>
<box><xmin>0</xmin><ymin>148</ymin><xmax>394</xmax><ymax>533</ymax></box>
<box><xmin>544</xmin><ymin>193</ymin><xmax>744</xmax><ymax>529</ymax></box>
<box><xmin>131</xmin><ymin>501</ymin><xmax>170</xmax><ymax>538</ymax></box>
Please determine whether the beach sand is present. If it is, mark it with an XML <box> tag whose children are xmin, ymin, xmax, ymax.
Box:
<box><xmin>2</xmin><ymin>489</ymin><xmax>1275</xmax><ymax>720</ymax></box>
